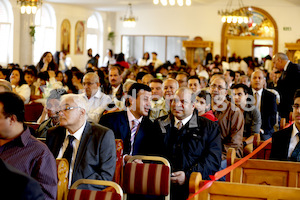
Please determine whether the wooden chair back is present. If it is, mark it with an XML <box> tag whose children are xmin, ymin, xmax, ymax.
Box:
<box><xmin>56</xmin><ymin>158</ymin><xmax>69</xmax><ymax>200</ymax></box>
<box><xmin>68</xmin><ymin>179</ymin><xmax>123</xmax><ymax>200</ymax></box>
<box><xmin>24</xmin><ymin>102</ymin><xmax>44</xmax><ymax>122</ymax></box>
<box><xmin>226</xmin><ymin>147</ymin><xmax>300</xmax><ymax>187</ymax></box>
<box><xmin>114</xmin><ymin>139</ymin><xmax>123</xmax><ymax>185</ymax></box>
<box><xmin>189</xmin><ymin>172</ymin><xmax>300</xmax><ymax>200</ymax></box>
<box><xmin>252</xmin><ymin>133</ymin><xmax>272</xmax><ymax>159</ymax></box>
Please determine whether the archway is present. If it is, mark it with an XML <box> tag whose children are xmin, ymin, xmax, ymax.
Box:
<box><xmin>221</xmin><ymin>7</ymin><xmax>278</xmax><ymax>60</ymax></box>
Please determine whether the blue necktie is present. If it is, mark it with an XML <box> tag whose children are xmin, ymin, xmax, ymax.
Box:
<box><xmin>63</xmin><ymin>135</ymin><xmax>75</xmax><ymax>167</ymax></box>
<box><xmin>291</xmin><ymin>133</ymin><xmax>300</xmax><ymax>162</ymax></box>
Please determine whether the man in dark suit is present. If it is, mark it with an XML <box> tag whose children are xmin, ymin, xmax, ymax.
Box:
<box><xmin>100</xmin><ymin>83</ymin><xmax>159</xmax><ymax>163</ymax></box>
<box><xmin>105</xmin><ymin>65</ymin><xmax>123</xmax><ymax>101</ymax></box>
<box><xmin>250</xmin><ymin>70</ymin><xmax>277</xmax><ymax>140</ymax></box>
<box><xmin>271</xmin><ymin>89</ymin><xmax>300</xmax><ymax>161</ymax></box>
<box><xmin>46</xmin><ymin>94</ymin><xmax>116</xmax><ymax>189</ymax></box>
<box><xmin>0</xmin><ymin>158</ymin><xmax>44</xmax><ymax>200</ymax></box>
<box><xmin>273</xmin><ymin>52</ymin><xmax>300</xmax><ymax>121</ymax></box>
<box><xmin>154</xmin><ymin>87</ymin><xmax>222</xmax><ymax>200</ymax></box>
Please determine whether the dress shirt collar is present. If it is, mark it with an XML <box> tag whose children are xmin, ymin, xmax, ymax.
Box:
<box><xmin>93</xmin><ymin>88</ymin><xmax>102</xmax><ymax>99</ymax></box>
<box><xmin>291</xmin><ymin>123</ymin><xmax>300</xmax><ymax>139</ymax></box>
<box><xmin>284</xmin><ymin>60</ymin><xmax>290</xmax><ymax>71</ymax></box>
<box><xmin>112</xmin><ymin>84</ymin><xmax>121</xmax><ymax>93</ymax></box>
<box><xmin>18</xmin><ymin>127</ymin><xmax>31</xmax><ymax>147</ymax></box>
<box><xmin>252</xmin><ymin>88</ymin><xmax>263</xmax><ymax>96</ymax></box>
<box><xmin>65</xmin><ymin>121</ymin><xmax>86</xmax><ymax>141</ymax></box>
<box><xmin>127</xmin><ymin>109</ymin><xmax>143</xmax><ymax>129</ymax></box>
<box><xmin>174</xmin><ymin>113</ymin><xmax>193</xmax><ymax>127</ymax></box>
<box><xmin>151</xmin><ymin>97</ymin><xmax>164</xmax><ymax>106</ymax></box>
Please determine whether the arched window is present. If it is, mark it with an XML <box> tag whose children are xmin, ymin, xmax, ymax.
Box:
<box><xmin>86</xmin><ymin>13</ymin><xmax>103</xmax><ymax>65</ymax></box>
<box><xmin>0</xmin><ymin>0</ymin><xmax>13</xmax><ymax>66</ymax></box>
<box><xmin>33</xmin><ymin>4</ymin><xmax>56</xmax><ymax>64</ymax></box>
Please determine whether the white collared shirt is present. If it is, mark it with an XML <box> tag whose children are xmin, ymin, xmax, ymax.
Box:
<box><xmin>288</xmin><ymin>123</ymin><xmax>300</xmax><ymax>158</ymax></box>
<box><xmin>112</xmin><ymin>84</ymin><xmax>121</xmax><ymax>98</ymax></box>
<box><xmin>84</xmin><ymin>89</ymin><xmax>112</xmax><ymax>123</ymax></box>
<box><xmin>252</xmin><ymin>88</ymin><xmax>263</xmax><ymax>111</ymax></box>
<box><xmin>174</xmin><ymin>113</ymin><xmax>193</xmax><ymax>128</ymax></box>
<box><xmin>284</xmin><ymin>60</ymin><xmax>290</xmax><ymax>72</ymax></box>
<box><xmin>57</xmin><ymin>121</ymin><xmax>87</xmax><ymax>188</ymax></box>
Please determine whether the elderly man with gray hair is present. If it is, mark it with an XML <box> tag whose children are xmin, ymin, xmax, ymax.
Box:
<box><xmin>46</xmin><ymin>94</ymin><xmax>116</xmax><ymax>189</ymax></box>
<box><xmin>82</xmin><ymin>72</ymin><xmax>112</xmax><ymax>123</ymax></box>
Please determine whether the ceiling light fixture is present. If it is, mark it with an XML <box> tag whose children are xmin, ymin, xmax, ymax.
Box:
<box><xmin>153</xmin><ymin>0</ymin><xmax>191</xmax><ymax>6</ymax></box>
<box><xmin>120</xmin><ymin>3</ymin><xmax>137</xmax><ymax>28</ymax></box>
<box><xmin>17</xmin><ymin>0</ymin><xmax>43</xmax><ymax>15</ymax></box>
<box><xmin>218</xmin><ymin>0</ymin><xmax>252</xmax><ymax>24</ymax></box>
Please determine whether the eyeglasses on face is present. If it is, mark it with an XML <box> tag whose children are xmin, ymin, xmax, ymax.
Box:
<box><xmin>56</xmin><ymin>106</ymin><xmax>80</xmax><ymax>115</ymax></box>
<box><xmin>210</xmin><ymin>84</ymin><xmax>226</xmax><ymax>90</ymax></box>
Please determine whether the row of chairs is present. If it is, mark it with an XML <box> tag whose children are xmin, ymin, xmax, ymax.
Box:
<box><xmin>56</xmin><ymin>154</ymin><xmax>171</xmax><ymax>200</ymax></box>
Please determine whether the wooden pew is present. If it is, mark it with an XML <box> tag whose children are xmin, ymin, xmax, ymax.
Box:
<box><xmin>252</xmin><ymin>133</ymin><xmax>272</xmax><ymax>159</ymax></box>
<box><xmin>226</xmin><ymin>147</ymin><xmax>300</xmax><ymax>187</ymax></box>
<box><xmin>56</xmin><ymin>158</ymin><xmax>69</xmax><ymax>200</ymax></box>
<box><xmin>189</xmin><ymin>172</ymin><xmax>300</xmax><ymax>200</ymax></box>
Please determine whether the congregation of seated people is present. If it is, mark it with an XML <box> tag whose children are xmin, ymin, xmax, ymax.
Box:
<box><xmin>0</xmin><ymin>50</ymin><xmax>300</xmax><ymax>200</ymax></box>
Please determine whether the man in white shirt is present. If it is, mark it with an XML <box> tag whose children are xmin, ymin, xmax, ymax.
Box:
<box><xmin>149</xmin><ymin>78</ymin><xmax>168</xmax><ymax>121</ymax></box>
<box><xmin>146</xmin><ymin>52</ymin><xmax>163</xmax><ymax>70</ymax></box>
<box><xmin>271</xmin><ymin>89</ymin><xmax>300</xmax><ymax>161</ymax></box>
<box><xmin>46</xmin><ymin>94</ymin><xmax>116</xmax><ymax>189</ymax></box>
<box><xmin>82</xmin><ymin>72</ymin><xmax>112</xmax><ymax>123</ymax></box>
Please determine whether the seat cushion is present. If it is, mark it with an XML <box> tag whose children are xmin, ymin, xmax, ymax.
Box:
<box><xmin>68</xmin><ymin>189</ymin><xmax>121</xmax><ymax>200</ymax></box>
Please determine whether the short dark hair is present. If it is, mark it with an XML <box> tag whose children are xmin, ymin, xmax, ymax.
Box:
<box><xmin>150</xmin><ymin>78</ymin><xmax>163</xmax><ymax>84</ymax></box>
<box><xmin>231</xmin><ymin>83</ymin><xmax>250</xmax><ymax>95</ymax></box>
<box><xmin>0</xmin><ymin>92</ymin><xmax>24</xmax><ymax>122</ymax></box>
<box><xmin>110</xmin><ymin>65</ymin><xmax>122</xmax><ymax>76</ymax></box>
<box><xmin>188</xmin><ymin>75</ymin><xmax>200</xmax><ymax>83</ymax></box>
<box><xmin>226</xmin><ymin>69</ymin><xmax>235</xmax><ymax>80</ymax></box>
<box><xmin>37</xmin><ymin>71</ymin><xmax>49</xmax><ymax>81</ymax></box>
<box><xmin>197</xmin><ymin>90</ymin><xmax>211</xmax><ymax>105</ymax></box>
<box><xmin>294</xmin><ymin>89</ymin><xmax>300</xmax><ymax>100</ymax></box>
<box><xmin>128</xmin><ymin>83</ymin><xmax>151</xmax><ymax>97</ymax></box>
<box><xmin>24</xmin><ymin>69</ymin><xmax>35</xmax><ymax>77</ymax></box>
<box><xmin>11</xmin><ymin>68</ymin><xmax>27</xmax><ymax>86</ymax></box>
<box><xmin>136</xmin><ymin>71</ymin><xmax>148</xmax><ymax>82</ymax></box>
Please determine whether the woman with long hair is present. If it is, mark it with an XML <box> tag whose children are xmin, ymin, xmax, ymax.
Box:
<box><xmin>36</xmin><ymin>52</ymin><xmax>58</xmax><ymax>73</ymax></box>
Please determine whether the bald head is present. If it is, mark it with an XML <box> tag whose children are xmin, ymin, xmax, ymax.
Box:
<box><xmin>251</xmin><ymin>70</ymin><xmax>265</xmax><ymax>91</ymax></box>
<box><xmin>272</xmin><ymin>52</ymin><xmax>289</xmax><ymax>72</ymax></box>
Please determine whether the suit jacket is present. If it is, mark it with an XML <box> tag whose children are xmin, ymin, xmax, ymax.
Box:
<box><xmin>154</xmin><ymin>111</ymin><xmax>222</xmax><ymax>180</ymax></box>
<box><xmin>270</xmin><ymin>125</ymin><xmax>293</xmax><ymax>161</ymax></box>
<box><xmin>250</xmin><ymin>88</ymin><xmax>277</xmax><ymax>137</ymax></box>
<box><xmin>277</xmin><ymin>61</ymin><xmax>300</xmax><ymax>119</ymax></box>
<box><xmin>46</xmin><ymin>122</ymin><xmax>116</xmax><ymax>190</ymax></box>
<box><xmin>99</xmin><ymin>110</ymin><xmax>160</xmax><ymax>156</ymax></box>
<box><xmin>0</xmin><ymin>159</ymin><xmax>44</xmax><ymax>200</ymax></box>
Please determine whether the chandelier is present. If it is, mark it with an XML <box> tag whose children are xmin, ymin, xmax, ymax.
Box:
<box><xmin>120</xmin><ymin>3</ymin><xmax>137</xmax><ymax>28</ymax></box>
<box><xmin>17</xmin><ymin>0</ymin><xmax>43</xmax><ymax>14</ymax></box>
<box><xmin>218</xmin><ymin>0</ymin><xmax>252</xmax><ymax>24</ymax></box>
<box><xmin>153</xmin><ymin>0</ymin><xmax>191</xmax><ymax>6</ymax></box>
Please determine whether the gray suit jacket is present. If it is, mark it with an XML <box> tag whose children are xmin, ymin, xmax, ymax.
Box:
<box><xmin>46</xmin><ymin>122</ymin><xmax>116</xmax><ymax>190</ymax></box>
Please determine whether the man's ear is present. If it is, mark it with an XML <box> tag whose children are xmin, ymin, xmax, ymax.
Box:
<box><xmin>9</xmin><ymin>114</ymin><xmax>18</xmax><ymax>125</ymax></box>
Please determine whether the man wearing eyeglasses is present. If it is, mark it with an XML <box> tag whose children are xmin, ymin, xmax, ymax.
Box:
<box><xmin>271</xmin><ymin>89</ymin><xmax>300</xmax><ymax>161</ymax></box>
<box><xmin>82</xmin><ymin>72</ymin><xmax>112</xmax><ymax>123</ymax></box>
<box><xmin>209</xmin><ymin>77</ymin><xmax>244</xmax><ymax>166</ymax></box>
<box><xmin>46</xmin><ymin>94</ymin><xmax>116</xmax><ymax>189</ymax></box>
<box><xmin>154</xmin><ymin>87</ymin><xmax>221</xmax><ymax>200</ymax></box>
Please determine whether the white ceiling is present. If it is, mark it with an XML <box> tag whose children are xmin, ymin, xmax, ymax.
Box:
<box><xmin>44</xmin><ymin>0</ymin><xmax>300</xmax><ymax>11</ymax></box>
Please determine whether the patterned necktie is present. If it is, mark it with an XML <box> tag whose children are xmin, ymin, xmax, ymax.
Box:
<box><xmin>63</xmin><ymin>135</ymin><xmax>76</xmax><ymax>167</ymax></box>
<box><xmin>176</xmin><ymin>121</ymin><xmax>183</xmax><ymax>130</ymax></box>
<box><xmin>130</xmin><ymin>119</ymin><xmax>139</xmax><ymax>155</ymax></box>
<box><xmin>254</xmin><ymin>92</ymin><xmax>258</xmax><ymax>108</ymax></box>
<box><xmin>291</xmin><ymin>133</ymin><xmax>300</xmax><ymax>161</ymax></box>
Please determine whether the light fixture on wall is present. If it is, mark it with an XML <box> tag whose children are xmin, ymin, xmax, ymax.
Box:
<box><xmin>218</xmin><ymin>0</ymin><xmax>252</xmax><ymax>24</ymax></box>
<box><xmin>17</xmin><ymin>0</ymin><xmax>43</xmax><ymax>14</ymax></box>
<box><xmin>153</xmin><ymin>0</ymin><xmax>191</xmax><ymax>6</ymax></box>
<box><xmin>120</xmin><ymin>3</ymin><xmax>137</xmax><ymax>28</ymax></box>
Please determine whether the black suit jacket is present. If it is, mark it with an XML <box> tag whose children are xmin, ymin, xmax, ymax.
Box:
<box><xmin>270</xmin><ymin>125</ymin><xmax>293</xmax><ymax>161</ymax></box>
<box><xmin>277</xmin><ymin>61</ymin><xmax>300</xmax><ymax>119</ymax></box>
<box><xmin>260</xmin><ymin>89</ymin><xmax>277</xmax><ymax>136</ymax></box>
<box><xmin>250</xmin><ymin>89</ymin><xmax>277</xmax><ymax>136</ymax></box>
<box><xmin>46</xmin><ymin>122</ymin><xmax>116</xmax><ymax>189</ymax></box>
<box><xmin>154</xmin><ymin>111</ymin><xmax>222</xmax><ymax>180</ymax></box>
<box><xmin>99</xmin><ymin>110</ymin><xmax>160</xmax><ymax>156</ymax></box>
<box><xmin>0</xmin><ymin>159</ymin><xmax>44</xmax><ymax>200</ymax></box>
